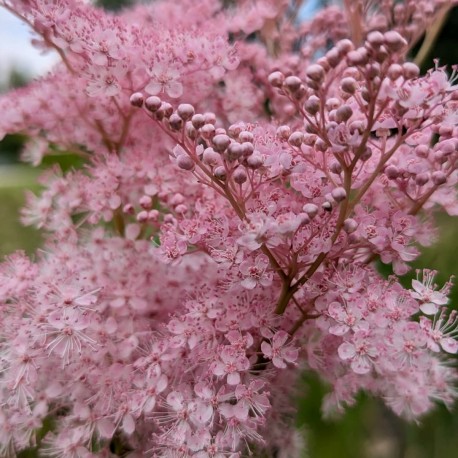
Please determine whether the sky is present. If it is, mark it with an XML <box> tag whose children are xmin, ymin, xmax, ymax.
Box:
<box><xmin>0</xmin><ymin>8</ymin><xmax>59</xmax><ymax>85</ymax></box>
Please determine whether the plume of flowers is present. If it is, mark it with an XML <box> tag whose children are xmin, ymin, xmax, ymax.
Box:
<box><xmin>0</xmin><ymin>0</ymin><xmax>457</xmax><ymax>456</ymax></box>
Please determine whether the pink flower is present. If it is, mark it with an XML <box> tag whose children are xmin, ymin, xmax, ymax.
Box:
<box><xmin>145</xmin><ymin>63</ymin><xmax>183</xmax><ymax>98</ymax></box>
<box><xmin>261</xmin><ymin>331</ymin><xmax>299</xmax><ymax>369</ymax></box>
<box><xmin>411</xmin><ymin>270</ymin><xmax>449</xmax><ymax>315</ymax></box>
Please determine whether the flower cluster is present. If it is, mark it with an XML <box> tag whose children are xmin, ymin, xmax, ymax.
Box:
<box><xmin>0</xmin><ymin>0</ymin><xmax>458</xmax><ymax>456</ymax></box>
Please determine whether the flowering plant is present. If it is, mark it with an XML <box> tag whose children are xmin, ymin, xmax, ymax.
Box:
<box><xmin>1</xmin><ymin>0</ymin><xmax>458</xmax><ymax>456</ymax></box>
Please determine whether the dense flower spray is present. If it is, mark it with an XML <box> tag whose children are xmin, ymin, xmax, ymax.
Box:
<box><xmin>0</xmin><ymin>0</ymin><xmax>458</xmax><ymax>456</ymax></box>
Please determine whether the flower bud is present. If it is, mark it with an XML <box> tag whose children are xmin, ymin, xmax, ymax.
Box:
<box><xmin>384</xmin><ymin>31</ymin><xmax>407</xmax><ymax>52</ymax></box>
<box><xmin>385</xmin><ymin>165</ymin><xmax>399</xmax><ymax>179</ymax></box>
<box><xmin>137</xmin><ymin>210</ymin><xmax>148</xmax><ymax>223</ymax></box>
<box><xmin>432</xmin><ymin>171</ymin><xmax>447</xmax><ymax>185</ymax></box>
<box><xmin>322</xmin><ymin>201</ymin><xmax>333</xmax><ymax>211</ymax></box>
<box><xmin>367</xmin><ymin>31</ymin><xmax>384</xmax><ymax>47</ymax></box>
<box><xmin>177</xmin><ymin>103</ymin><xmax>195</xmax><ymax>121</ymax></box>
<box><xmin>303</xmin><ymin>203</ymin><xmax>318</xmax><ymax>218</ymax></box>
<box><xmin>168</xmin><ymin>113</ymin><xmax>183</xmax><ymax>131</ymax></box>
<box><xmin>288</xmin><ymin>131</ymin><xmax>304</xmax><ymax>147</ymax></box>
<box><xmin>343</xmin><ymin>218</ymin><xmax>358</xmax><ymax>233</ymax></box>
<box><xmin>177</xmin><ymin>154</ymin><xmax>195</xmax><ymax>171</ymax></box>
<box><xmin>239</xmin><ymin>131</ymin><xmax>254</xmax><ymax>143</ymax></box>
<box><xmin>213</xmin><ymin>166</ymin><xmax>227</xmax><ymax>180</ymax></box>
<box><xmin>202</xmin><ymin>147</ymin><xmax>221</xmax><ymax>166</ymax></box>
<box><xmin>306</xmin><ymin>64</ymin><xmax>325</xmax><ymax>82</ymax></box>
<box><xmin>325</xmin><ymin>48</ymin><xmax>341</xmax><ymax>67</ymax></box>
<box><xmin>204</xmin><ymin>112</ymin><xmax>217</xmax><ymax>125</ymax></box>
<box><xmin>185</xmin><ymin>122</ymin><xmax>197</xmax><ymax>139</ymax></box>
<box><xmin>387</xmin><ymin>63</ymin><xmax>403</xmax><ymax>80</ymax></box>
<box><xmin>360</xmin><ymin>146</ymin><xmax>373</xmax><ymax>161</ymax></box>
<box><xmin>268</xmin><ymin>71</ymin><xmax>285</xmax><ymax>87</ymax></box>
<box><xmin>241</xmin><ymin>142</ymin><xmax>254</xmax><ymax>157</ymax></box>
<box><xmin>277</xmin><ymin>125</ymin><xmax>291</xmax><ymax>140</ymax></box>
<box><xmin>246</xmin><ymin>154</ymin><xmax>263</xmax><ymax>169</ymax></box>
<box><xmin>330</xmin><ymin>162</ymin><xmax>342</xmax><ymax>174</ymax></box>
<box><xmin>145</xmin><ymin>96</ymin><xmax>161</xmax><ymax>112</ymax></box>
<box><xmin>226</xmin><ymin>143</ymin><xmax>243</xmax><ymax>161</ymax></box>
<box><xmin>331</xmin><ymin>187</ymin><xmax>347</xmax><ymax>202</ymax></box>
<box><xmin>139</xmin><ymin>195</ymin><xmax>152</xmax><ymax>210</ymax></box>
<box><xmin>233</xmin><ymin>168</ymin><xmax>248</xmax><ymax>184</ymax></box>
<box><xmin>191</xmin><ymin>114</ymin><xmax>205</xmax><ymax>129</ymax></box>
<box><xmin>335</xmin><ymin>105</ymin><xmax>353</xmax><ymax>123</ymax></box>
<box><xmin>200</xmin><ymin>124</ymin><xmax>216</xmax><ymax>140</ymax></box>
<box><xmin>161</xmin><ymin>102</ymin><xmax>173</xmax><ymax>118</ymax></box>
<box><xmin>347</xmin><ymin>48</ymin><xmax>368</xmax><ymax>66</ymax></box>
<box><xmin>284</xmin><ymin>75</ymin><xmax>302</xmax><ymax>92</ymax></box>
<box><xmin>212</xmin><ymin>134</ymin><xmax>231</xmax><ymax>152</ymax></box>
<box><xmin>123</xmin><ymin>203</ymin><xmax>134</xmax><ymax>215</ymax></box>
<box><xmin>130</xmin><ymin>92</ymin><xmax>144</xmax><ymax>107</ymax></box>
<box><xmin>336</xmin><ymin>39</ymin><xmax>354</xmax><ymax>54</ymax></box>
<box><xmin>403</xmin><ymin>62</ymin><xmax>420</xmax><ymax>79</ymax></box>
<box><xmin>415</xmin><ymin>172</ymin><xmax>430</xmax><ymax>186</ymax></box>
<box><xmin>304</xmin><ymin>96</ymin><xmax>320</xmax><ymax>115</ymax></box>
<box><xmin>228</xmin><ymin>123</ymin><xmax>245</xmax><ymax>138</ymax></box>
<box><xmin>341</xmin><ymin>77</ymin><xmax>357</xmax><ymax>94</ymax></box>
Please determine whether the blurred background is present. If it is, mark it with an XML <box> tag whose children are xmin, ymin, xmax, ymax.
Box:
<box><xmin>0</xmin><ymin>1</ymin><xmax>457</xmax><ymax>457</ymax></box>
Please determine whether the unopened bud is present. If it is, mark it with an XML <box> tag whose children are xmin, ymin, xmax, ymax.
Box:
<box><xmin>212</xmin><ymin>134</ymin><xmax>231</xmax><ymax>152</ymax></box>
<box><xmin>177</xmin><ymin>103</ymin><xmax>195</xmax><ymax>121</ymax></box>
<box><xmin>276</xmin><ymin>125</ymin><xmax>291</xmax><ymax>140</ymax></box>
<box><xmin>331</xmin><ymin>187</ymin><xmax>347</xmax><ymax>202</ymax></box>
<box><xmin>204</xmin><ymin>112</ymin><xmax>216</xmax><ymax>125</ymax></box>
<box><xmin>233</xmin><ymin>168</ymin><xmax>247</xmax><ymax>184</ymax></box>
<box><xmin>191</xmin><ymin>114</ymin><xmax>205</xmax><ymax>129</ymax></box>
<box><xmin>226</xmin><ymin>143</ymin><xmax>243</xmax><ymax>161</ymax></box>
<box><xmin>145</xmin><ymin>96</ymin><xmax>161</xmax><ymax>112</ymax></box>
<box><xmin>385</xmin><ymin>165</ymin><xmax>399</xmax><ymax>179</ymax></box>
<box><xmin>268</xmin><ymin>71</ymin><xmax>285</xmax><ymax>87</ymax></box>
<box><xmin>246</xmin><ymin>154</ymin><xmax>263</xmax><ymax>169</ymax></box>
<box><xmin>330</xmin><ymin>162</ymin><xmax>342</xmax><ymax>174</ymax></box>
<box><xmin>284</xmin><ymin>75</ymin><xmax>302</xmax><ymax>92</ymax></box>
<box><xmin>177</xmin><ymin>155</ymin><xmax>195</xmax><ymax>171</ymax></box>
<box><xmin>241</xmin><ymin>142</ymin><xmax>254</xmax><ymax>157</ymax></box>
<box><xmin>213</xmin><ymin>166</ymin><xmax>227</xmax><ymax>180</ymax></box>
<box><xmin>432</xmin><ymin>171</ymin><xmax>447</xmax><ymax>185</ymax></box>
<box><xmin>387</xmin><ymin>63</ymin><xmax>403</xmax><ymax>80</ymax></box>
<box><xmin>336</xmin><ymin>105</ymin><xmax>353</xmax><ymax>123</ymax></box>
<box><xmin>341</xmin><ymin>77</ymin><xmax>357</xmax><ymax>94</ymax></box>
<box><xmin>403</xmin><ymin>62</ymin><xmax>420</xmax><ymax>79</ymax></box>
<box><xmin>304</xmin><ymin>96</ymin><xmax>320</xmax><ymax>115</ymax></box>
<box><xmin>130</xmin><ymin>92</ymin><xmax>144</xmax><ymax>107</ymax></box>
<box><xmin>384</xmin><ymin>31</ymin><xmax>407</xmax><ymax>52</ymax></box>
<box><xmin>160</xmin><ymin>102</ymin><xmax>173</xmax><ymax>118</ymax></box>
<box><xmin>137</xmin><ymin>211</ymin><xmax>148</xmax><ymax>223</ymax></box>
<box><xmin>168</xmin><ymin>113</ymin><xmax>183</xmax><ymax>131</ymax></box>
<box><xmin>360</xmin><ymin>146</ymin><xmax>373</xmax><ymax>161</ymax></box>
<box><xmin>306</xmin><ymin>64</ymin><xmax>325</xmax><ymax>82</ymax></box>
<box><xmin>288</xmin><ymin>132</ymin><xmax>304</xmax><ymax>147</ymax></box>
<box><xmin>336</xmin><ymin>39</ymin><xmax>354</xmax><ymax>54</ymax></box>
<box><xmin>200</xmin><ymin>124</ymin><xmax>216</xmax><ymax>140</ymax></box>
<box><xmin>343</xmin><ymin>218</ymin><xmax>358</xmax><ymax>233</ymax></box>
<box><xmin>139</xmin><ymin>195</ymin><xmax>152</xmax><ymax>210</ymax></box>
<box><xmin>322</xmin><ymin>201</ymin><xmax>333</xmax><ymax>211</ymax></box>
<box><xmin>415</xmin><ymin>172</ymin><xmax>430</xmax><ymax>186</ymax></box>
<box><xmin>367</xmin><ymin>31</ymin><xmax>384</xmax><ymax>47</ymax></box>
<box><xmin>202</xmin><ymin>148</ymin><xmax>221</xmax><ymax>166</ymax></box>
<box><xmin>303</xmin><ymin>203</ymin><xmax>318</xmax><ymax>218</ymax></box>
<box><xmin>239</xmin><ymin>131</ymin><xmax>254</xmax><ymax>143</ymax></box>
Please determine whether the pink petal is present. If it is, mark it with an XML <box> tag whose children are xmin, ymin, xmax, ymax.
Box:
<box><xmin>338</xmin><ymin>342</ymin><xmax>356</xmax><ymax>360</ymax></box>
